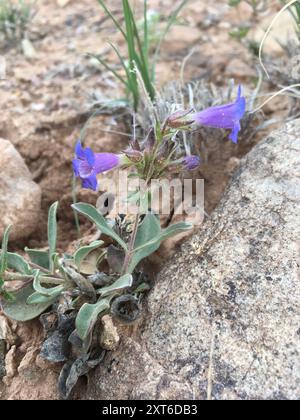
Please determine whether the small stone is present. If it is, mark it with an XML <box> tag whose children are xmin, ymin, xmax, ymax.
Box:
<box><xmin>99</xmin><ymin>315</ymin><xmax>120</xmax><ymax>351</ymax></box>
<box><xmin>5</xmin><ymin>346</ymin><xmax>17</xmax><ymax>378</ymax></box>
<box><xmin>57</xmin><ymin>0</ymin><xmax>71</xmax><ymax>7</ymax></box>
<box><xmin>18</xmin><ymin>347</ymin><xmax>40</xmax><ymax>383</ymax></box>
<box><xmin>0</xmin><ymin>315</ymin><xmax>17</xmax><ymax>346</ymax></box>
<box><xmin>21</xmin><ymin>39</ymin><xmax>37</xmax><ymax>59</ymax></box>
<box><xmin>0</xmin><ymin>138</ymin><xmax>42</xmax><ymax>241</ymax></box>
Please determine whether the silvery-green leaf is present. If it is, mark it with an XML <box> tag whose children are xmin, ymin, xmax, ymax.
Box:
<box><xmin>74</xmin><ymin>241</ymin><xmax>104</xmax><ymax>270</ymax></box>
<box><xmin>48</xmin><ymin>202</ymin><xmax>59</xmax><ymax>272</ymax></box>
<box><xmin>27</xmin><ymin>288</ymin><xmax>63</xmax><ymax>305</ymax></box>
<box><xmin>2</xmin><ymin>285</ymin><xmax>56</xmax><ymax>321</ymax></box>
<box><xmin>7</xmin><ymin>252</ymin><xmax>32</xmax><ymax>275</ymax></box>
<box><xmin>160</xmin><ymin>221</ymin><xmax>193</xmax><ymax>241</ymax></box>
<box><xmin>32</xmin><ymin>270</ymin><xmax>65</xmax><ymax>297</ymax></box>
<box><xmin>25</xmin><ymin>248</ymin><xmax>50</xmax><ymax>270</ymax></box>
<box><xmin>75</xmin><ymin>298</ymin><xmax>111</xmax><ymax>340</ymax></box>
<box><xmin>127</xmin><ymin>214</ymin><xmax>161</xmax><ymax>273</ymax></box>
<box><xmin>0</xmin><ymin>225</ymin><xmax>12</xmax><ymax>276</ymax></box>
<box><xmin>98</xmin><ymin>274</ymin><xmax>133</xmax><ymax>297</ymax></box>
<box><xmin>71</xmin><ymin>203</ymin><xmax>128</xmax><ymax>251</ymax></box>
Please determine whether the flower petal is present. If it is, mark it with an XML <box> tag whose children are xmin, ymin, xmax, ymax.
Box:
<box><xmin>84</xmin><ymin>147</ymin><xmax>95</xmax><ymax>167</ymax></box>
<box><xmin>78</xmin><ymin>160</ymin><xmax>94</xmax><ymax>178</ymax></box>
<box><xmin>75</xmin><ymin>141</ymin><xmax>85</xmax><ymax>159</ymax></box>
<box><xmin>81</xmin><ymin>174</ymin><xmax>98</xmax><ymax>191</ymax></box>
<box><xmin>229</xmin><ymin>122</ymin><xmax>240</xmax><ymax>144</ymax></box>
<box><xmin>72</xmin><ymin>159</ymin><xmax>80</xmax><ymax>176</ymax></box>
<box><xmin>94</xmin><ymin>153</ymin><xmax>120</xmax><ymax>173</ymax></box>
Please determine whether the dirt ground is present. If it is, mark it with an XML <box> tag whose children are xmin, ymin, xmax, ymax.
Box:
<box><xmin>0</xmin><ymin>0</ymin><xmax>296</xmax><ymax>400</ymax></box>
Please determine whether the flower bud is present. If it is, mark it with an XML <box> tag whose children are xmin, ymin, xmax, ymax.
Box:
<box><xmin>167</xmin><ymin>109</ymin><xmax>194</xmax><ymax>129</ymax></box>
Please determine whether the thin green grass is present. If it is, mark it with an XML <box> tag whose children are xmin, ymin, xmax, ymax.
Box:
<box><xmin>95</xmin><ymin>0</ymin><xmax>188</xmax><ymax>111</ymax></box>
<box><xmin>0</xmin><ymin>0</ymin><xmax>35</xmax><ymax>46</ymax></box>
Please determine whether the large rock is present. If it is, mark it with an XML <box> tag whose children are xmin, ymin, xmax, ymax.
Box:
<box><xmin>86</xmin><ymin>120</ymin><xmax>300</xmax><ymax>400</ymax></box>
<box><xmin>0</xmin><ymin>138</ymin><xmax>41</xmax><ymax>241</ymax></box>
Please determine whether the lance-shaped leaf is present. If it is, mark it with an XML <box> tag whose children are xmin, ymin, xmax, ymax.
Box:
<box><xmin>128</xmin><ymin>219</ymin><xmax>193</xmax><ymax>273</ymax></box>
<box><xmin>7</xmin><ymin>252</ymin><xmax>32</xmax><ymax>275</ymax></box>
<box><xmin>76</xmin><ymin>298</ymin><xmax>111</xmax><ymax>341</ymax></box>
<box><xmin>32</xmin><ymin>269</ymin><xmax>65</xmax><ymax>297</ymax></box>
<box><xmin>127</xmin><ymin>214</ymin><xmax>161</xmax><ymax>273</ymax></box>
<box><xmin>2</xmin><ymin>285</ymin><xmax>57</xmax><ymax>321</ymax></box>
<box><xmin>97</xmin><ymin>274</ymin><xmax>133</xmax><ymax>297</ymax></box>
<box><xmin>72</xmin><ymin>203</ymin><xmax>128</xmax><ymax>251</ymax></box>
<box><xmin>26</xmin><ymin>290</ymin><xmax>63</xmax><ymax>305</ymax></box>
<box><xmin>74</xmin><ymin>240</ymin><xmax>104</xmax><ymax>270</ymax></box>
<box><xmin>25</xmin><ymin>248</ymin><xmax>50</xmax><ymax>270</ymax></box>
<box><xmin>0</xmin><ymin>225</ymin><xmax>12</xmax><ymax>276</ymax></box>
<box><xmin>48</xmin><ymin>202</ymin><xmax>59</xmax><ymax>272</ymax></box>
<box><xmin>159</xmin><ymin>221</ymin><xmax>193</xmax><ymax>242</ymax></box>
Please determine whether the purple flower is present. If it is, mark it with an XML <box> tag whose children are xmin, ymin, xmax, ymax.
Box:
<box><xmin>183</xmin><ymin>155</ymin><xmax>201</xmax><ymax>170</ymax></box>
<box><xmin>193</xmin><ymin>85</ymin><xmax>246</xmax><ymax>144</ymax></box>
<box><xmin>73</xmin><ymin>141</ymin><xmax>121</xmax><ymax>191</ymax></box>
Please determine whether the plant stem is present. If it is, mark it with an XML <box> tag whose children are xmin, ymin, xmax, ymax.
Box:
<box><xmin>3</xmin><ymin>272</ymin><xmax>64</xmax><ymax>285</ymax></box>
<box><xmin>121</xmin><ymin>213</ymin><xmax>140</xmax><ymax>275</ymax></box>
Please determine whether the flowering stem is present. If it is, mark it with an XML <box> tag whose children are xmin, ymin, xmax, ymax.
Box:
<box><xmin>121</xmin><ymin>213</ymin><xmax>140</xmax><ymax>275</ymax></box>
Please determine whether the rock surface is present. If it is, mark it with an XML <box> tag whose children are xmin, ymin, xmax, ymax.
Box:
<box><xmin>86</xmin><ymin>120</ymin><xmax>300</xmax><ymax>400</ymax></box>
<box><xmin>0</xmin><ymin>138</ymin><xmax>42</xmax><ymax>241</ymax></box>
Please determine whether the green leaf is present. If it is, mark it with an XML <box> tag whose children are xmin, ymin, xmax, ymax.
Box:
<box><xmin>72</xmin><ymin>203</ymin><xmax>128</xmax><ymax>251</ymax></box>
<box><xmin>97</xmin><ymin>0</ymin><xmax>127</xmax><ymax>39</ymax></box>
<box><xmin>25</xmin><ymin>248</ymin><xmax>50</xmax><ymax>270</ymax></box>
<box><xmin>48</xmin><ymin>202</ymin><xmax>59</xmax><ymax>272</ymax></box>
<box><xmin>32</xmin><ymin>270</ymin><xmax>65</xmax><ymax>297</ymax></box>
<box><xmin>0</xmin><ymin>289</ymin><xmax>15</xmax><ymax>302</ymax></box>
<box><xmin>26</xmin><ymin>290</ymin><xmax>63</xmax><ymax>305</ymax></box>
<box><xmin>128</xmin><ymin>219</ymin><xmax>193</xmax><ymax>273</ymax></box>
<box><xmin>76</xmin><ymin>298</ymin><xmax>111</xmax><ymax>340</ymax></box>
<box><xmin>2</xmin><ymin>285</ymin><xmax>57</xmax><ymax>322</ymax></box>
<box><xmin>74</xmin><ymin>241</ymin><xmax>104</xmax><ymax>270</ymax></box>
<box><xmin>127</xmin><ymin>214</ymin><xmax>161</xmax><ymax>273</ymax></box>
<box><xmin>160</xmin><ymin>221</ymin><xmax>193</xmax><ymax>242</ymax></box>
<box><xmin>0</xmin><ymin>225</ymin><xmax>12</xmax><ymax>275</ymax></box>
<box><xmin>7</xmin><ymin>252</ymin><xmax>32</xmax><ymax>275</ymax></box>
<box><xmin>98</xmin><ymin>274</ymin><xmax>133</xmax><ymax>297</ymax></box>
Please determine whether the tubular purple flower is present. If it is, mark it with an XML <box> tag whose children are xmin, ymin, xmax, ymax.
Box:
<box><xmin>73</xmin><ymin>141</ymin><xmax>121</xmax><ymax>191</ymax></box>
<box><xmin>192</xmin><ymin>85</ymin><xmax>246</xmax><ymax>144</ymax></box>
<box><xmin>183</xmin><ymin>155</ymin><xmax>201</xmax><ymax>171</ymax></box>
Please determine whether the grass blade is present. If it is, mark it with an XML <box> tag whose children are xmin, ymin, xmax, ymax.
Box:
<box><xmin>48</xmin><ymin>201</ymin><xmax>59</xmax><ymax>273</ymax></box>
<box><xmin>88</xmin><ymin>53</ymin><xmax>128</xmax><ymax>88</ymax></box>
<box><xmin>96</xmin><ymin>0</ymin><xmax>127</xmax><ymax>39</ymax></box>
<box><xmin>152</xmin><ymin>0</ymin><xmax>189</xmax><ymax>80</ymax></box>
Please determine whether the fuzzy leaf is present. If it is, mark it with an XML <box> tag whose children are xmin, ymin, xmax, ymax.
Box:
<box><xmin>98</xmin><ymin>274</ymin><xmax>133</xmax><ymax>297</ymax></box>
<box><xmin>26</xmin><ymin>289</ymin><xmax>63</xmax><ymax>305</ymax></box>
<box><xmin>72</xmin><ymin>203</ymin><xmax>128</xmax><ymax>251</ymax></box>
<box><xmin>2</xmin><ymin>285</ymin><xmax>56</xmax><ymax>322</ymax></box>
<box><xmin>74</xmin><ymin>241</ymin><xmax>104</xmax><ymax>270</ymax></box>
<box><xmin>76</xmin><ymin>298</ymin><xmax>111</xmax><ymax>340</ymax></box>
<box><xmin>127</xmin><ymin>214</ymin><xmax>161</xmax><ymax>273</ymax></box>
<box><xmin>160</xmin><ymin>221</ymin><xmax>193</xmax><ymax>241</ymax></box>
<box><xmin>25</xmin><ymin>248</ymin><xmax>50</xmax><ymax>270</ymax></box>
<box><xmin>7</xmin><ymin>252</ymin><xmax>32</xmax><ymax>275</ymax></box>
<box><xmin>0</xmin><ymin>225</ymin><xmax>12</xmax><ymax>276</ymax></box>
<box><xmin>32</xmin><ymin>270</ymin><xmax>65</xmax><ymax>297</ymax></box>
<box><xmin>48</xmin><ymin>202</ymin><xmax>59</xmax><ymax>272</ymax></box>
